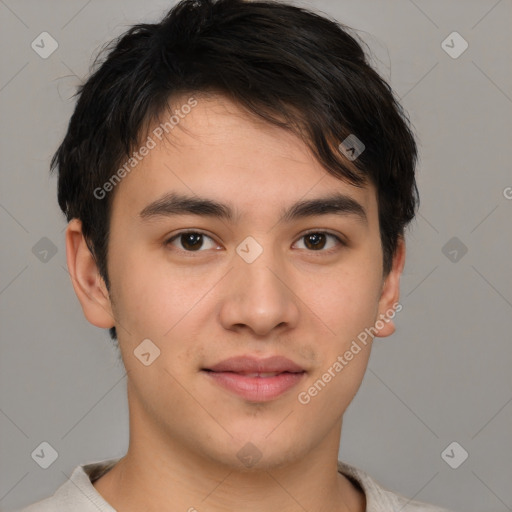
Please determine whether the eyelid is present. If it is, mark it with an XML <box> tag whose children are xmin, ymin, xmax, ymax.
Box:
<box><xmin>298</xmin><ymin>229</ymin><xmax>347</xmax><ymax>245</ymax></box>
<box><xmin>292</xmin><ymin>230</ymin><xmax>346</xmax><ymax>252</ymax></box>
<box><xmin>165</xmin><ymin>230</ymin><xmax>220</xmax><ymax>251</ymax></box>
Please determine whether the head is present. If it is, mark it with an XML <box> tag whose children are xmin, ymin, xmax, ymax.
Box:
<box><xmin>58</xmin><ymin>0</ymin><xmax>417</xmax><ymax>470</ymax></box>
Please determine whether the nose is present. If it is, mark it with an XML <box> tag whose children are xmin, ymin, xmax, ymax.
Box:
<box><xmin>218</xmin><ymin>248</ymin><xmax>300</xmax><ymax>337</ymax></box>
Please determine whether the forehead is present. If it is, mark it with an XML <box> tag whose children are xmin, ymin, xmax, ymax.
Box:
<box><xmin>111</xmin><ymin>94</ymin><xmax>378</xmax><ymax>223</ymax></box>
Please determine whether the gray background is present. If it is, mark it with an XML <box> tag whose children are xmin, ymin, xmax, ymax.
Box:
<box><xmin>1</xmin><ymin>0</ymin><xmax>511</xmax><ymax>511</ymax></box>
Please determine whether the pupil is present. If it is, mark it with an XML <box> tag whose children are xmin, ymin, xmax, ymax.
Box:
<box><xmin>306</xmin><ymin>233</ymin><xmax>325</xmax><ymax>250</ymax></box>
<box><xmin>182</xmin><ymin>233</ymin><xmax>202</xmax><ymax>250</ymax></box>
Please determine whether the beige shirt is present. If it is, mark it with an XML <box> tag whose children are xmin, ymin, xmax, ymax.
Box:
<box><xmin>18</xmin><ymin>458</ymin><xmax>454</xmax><ymax>512</ymax></box>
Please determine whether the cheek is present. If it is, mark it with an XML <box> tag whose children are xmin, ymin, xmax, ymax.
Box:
<box><xmin>109</xmin><ymin>246</ymin><xmax>176</xmax><ymax>328</ymax></box>
<box><xmin>109</xmin><ymin>247</ymin><xmax>219</xmax><ymax>365</ymax></box>
<box><xmin>312</xmin><ymin>265</ymin><xmax>382</xmax><ymax>343</ymax></box>
<box><xmin>298</xmin><ymin>259</ymin><xmax>382</xmax><ymax>412</ymax></box>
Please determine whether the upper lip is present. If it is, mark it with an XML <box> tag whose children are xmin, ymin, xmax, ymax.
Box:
<box><xmin>204</xmin><ymin>355</ymin><xmax>305</xmax><ymax>374</ymax></box>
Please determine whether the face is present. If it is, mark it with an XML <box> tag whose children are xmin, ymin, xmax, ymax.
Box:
<box><xmin>72</xmin><ymin>94</ymin><xmax>403</xmax><ymax>471</ymax></box>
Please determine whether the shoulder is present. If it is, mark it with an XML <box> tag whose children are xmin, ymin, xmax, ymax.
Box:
<box><xmin>16</xmin><ymin>458</ymin><xmax>120</xmax><ymax>512</ymax></box>
<box><xmin>337</xmin><ymin>460</ymin><xmax>454</xmax><ymax>512</ymax></box>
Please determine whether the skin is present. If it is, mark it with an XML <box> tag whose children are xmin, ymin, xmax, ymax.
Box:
<box><xmin>66</xmin><ymin>94</ymin><xmax>406</xmax><ymax>512</ymax></box>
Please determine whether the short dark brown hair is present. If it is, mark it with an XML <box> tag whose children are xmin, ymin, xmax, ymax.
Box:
<box><xmin>52</xmin><ymin>0</ymin><xmax>419</xmax><ymax>340</ymax></box>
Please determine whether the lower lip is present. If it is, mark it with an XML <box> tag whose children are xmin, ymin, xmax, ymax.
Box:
<box><xmin>204</xmin><ymin>371</ymin><xmax>305</xmax><ymax>402</ymax></box>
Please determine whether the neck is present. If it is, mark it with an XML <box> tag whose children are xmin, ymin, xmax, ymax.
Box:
<box><xmin>93</xmin><ymin>389</ymin><xmax>365</xmax><ymax>512</ymax></box>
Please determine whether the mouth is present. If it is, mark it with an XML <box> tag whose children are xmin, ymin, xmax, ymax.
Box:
<box><xmin>202</xmin><ymin>355</ymin><xmax>306</xmax><ymax>402</ymax></box>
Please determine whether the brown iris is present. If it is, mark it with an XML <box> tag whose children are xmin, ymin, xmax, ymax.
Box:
<box><xmin>180</xmin><ymin>233</ymin><xmax>204</xmax><ymax>250</ymax></box>
<box><xmin>303</xmin><ymin>233</ymin><xmax>327</xmax><ymax>250</ymax></box>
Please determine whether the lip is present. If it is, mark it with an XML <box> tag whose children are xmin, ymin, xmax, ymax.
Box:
<box><xmin>207</xmin><ymin>355</ymin><xmax>305</xmax><ymax>374</ymax></box>
<box><xmin>203</xmin><ymin>355</ymin><xmax>306</xmax><ymax>402</ymax></box>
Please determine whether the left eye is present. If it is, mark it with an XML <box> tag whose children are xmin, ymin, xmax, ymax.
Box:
<box><xmin>166</xmin><ymin>232</ymin><xmax>219</xmax><ymax>251</ymax></box>
<box><xmin>293</xmin><ymin>232</ymin><xmax>343</xmax><ymax>251</ymax></box>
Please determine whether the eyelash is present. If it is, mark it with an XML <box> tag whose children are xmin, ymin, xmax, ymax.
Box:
<box><xmin>164</xmin><ymin>230</ymin><xmax>346</xmax><ymax>255</ymax></box>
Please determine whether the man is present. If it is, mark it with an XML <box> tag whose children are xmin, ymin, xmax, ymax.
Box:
<box><xmin>20</xmin><ymin>0</ymin><xmax>453</xmax><ymax>510</ymax></box>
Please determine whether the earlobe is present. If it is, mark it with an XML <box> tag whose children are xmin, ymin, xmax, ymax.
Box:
<box><xmin>375</xmin><ymin>237</ymin><xmax>406</xmax><ymax>338</ymax></box>
<box><xmin>65</xmin><ymin>219</ymin><xmax>115</xmax><ymax>329</ymax></box>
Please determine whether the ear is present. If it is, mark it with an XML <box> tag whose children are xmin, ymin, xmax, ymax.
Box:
<box><xmin>374</xmin><ymin>237</ymin><xmax>406</xmax><ymax>338</ymax></box>
<box><xmin>65</xmin><ymin>219</ymin><xmax>115</xmax><ymax>329</ymax></box>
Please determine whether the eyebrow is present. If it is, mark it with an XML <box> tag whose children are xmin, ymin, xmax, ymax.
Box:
<box><xmin>139</xmin><ymin>191</ymin><xmax>368</xmax><ymax>226</ymax></box>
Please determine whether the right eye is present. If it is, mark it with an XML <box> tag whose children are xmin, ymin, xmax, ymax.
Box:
<box><xmin>164</xmin><ymin>231</ymin><xmax>220</xmax><ymax>252</ymax></box>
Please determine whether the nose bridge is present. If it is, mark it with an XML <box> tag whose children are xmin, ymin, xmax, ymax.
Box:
<box><xmin>218</xmin><ymin>238</ymin><xmax>299</xmax><ymax>335</ymax></box>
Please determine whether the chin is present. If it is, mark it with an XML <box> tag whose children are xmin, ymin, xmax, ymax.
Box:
<box><xmin>201</xmin><ymin>432</ymin><xmax>307</xmax><ymax>473</ymax></box>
